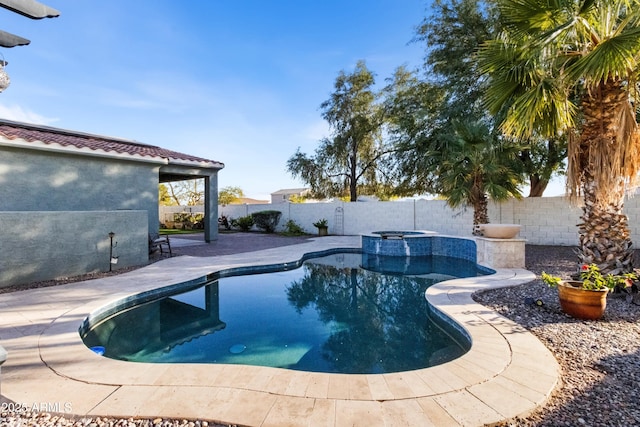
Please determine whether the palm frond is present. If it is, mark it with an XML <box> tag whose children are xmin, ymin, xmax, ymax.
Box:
<box><xmin>567</xmin><ymin>27</ymin><xmax>640</xmax><ymax>85</ymax></box>
<box><xmin>501</xmin><ymin>76</ymin><xmax>576</xmax><ymax>139</ymax></box>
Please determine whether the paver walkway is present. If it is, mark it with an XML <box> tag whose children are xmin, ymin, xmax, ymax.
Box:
<box><xmin>0</xmin><ymin>235</ymin><xmax>559</xmax><ymax>426</ymax></box>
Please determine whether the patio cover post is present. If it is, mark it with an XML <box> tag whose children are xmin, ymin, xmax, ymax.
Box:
<box><xmin>204</xmin><ymin>173</ymin><xmax>219</xmax><ymax>243</ymax></box>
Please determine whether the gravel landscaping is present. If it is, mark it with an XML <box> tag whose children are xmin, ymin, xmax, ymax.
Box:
<box><xmin>2</xmin><ymin>244</ymin><xmax>640</xmax><ymax>426</ymax></box>
<box><xmin>475</xmin><ymin>245</ymin><xmax>640</xmax><ymax>427</ymax></box>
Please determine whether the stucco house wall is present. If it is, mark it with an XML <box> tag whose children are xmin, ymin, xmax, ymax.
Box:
<box><xmin>0</xmin><ymin>210</ymin><xmax>148</xmax><ymax>286</ymax></box>
<box><xmin>0</xmin><ymin>145</ymin><xmax>160</xmax><ymax>229</ymax></box>
<box><xmin>270</xmin><ymin>188</ymin><xmax>310</xmax><ymax>204</ymax></box>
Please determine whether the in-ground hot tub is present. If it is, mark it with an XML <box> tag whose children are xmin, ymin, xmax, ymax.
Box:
<box><xmin>362</xmin><ymin>231</ymin><xmax>477</xmax><ymax>259</ymax></box>
<box><xmin>361</xmin><ymin>230</ymin><xmax>493</xmax><ymax>277</ymax></box>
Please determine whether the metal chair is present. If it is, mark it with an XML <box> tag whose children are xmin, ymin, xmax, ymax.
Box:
<box><xmin>149</xmin><ymin>233</ymin><xmax>172</xmax><ymax>257</ymax></box>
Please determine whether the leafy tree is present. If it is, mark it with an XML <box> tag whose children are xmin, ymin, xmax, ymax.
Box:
<box><xmin>383</xmin><ymin>65</ymin><xmax>526</xmax><ymax>216</ymax></box>
<box><xmin>411</xmin><ymin>0</ymin><xmax>565</xmax><ymax>196</ymax></box>
<box><xmin>287</xmin><ymin>61</ymin><xmax>396</xmax><ymax>201</ymax></box>
<box><xmin>382</xmin><ymin>66</ymin><xmax>446</xmax><ymax>196</ymax></box>
<box><xmin>163</xmin><ymin>179</ymin><xmax>204</xmax><ymax>206</ymax></box>
<box><xmin>158</xmin><ymin>183</ymin><xmax>176</xmax><ymax>206</ymax></box>
<box><xmin>218</xmin><ymin>186</ymin><xmax>244</xmax><ymax>206</ymax></box>
<box><xmin>519</xmin><ymin>135</ymin><xmax>567</xmax><ymax>197</ymax></box>
<box><xmin>479</xmin><ymin>0</ymin><xmax>640</xmax><ymax>272</ymax></box>
<box><xmin>287</xmin><ymin>193</ymin><xmax>307</xmax><ymax>203</ymax></box>
<box><xmin>415</xmin><ymin>0</ymin><xmax>497</xmax><ymax>117</ymax></box>
<box><xmin>383</xmin><ymin>63</ymin><xmax>524</xmax><ymax>224</ymax></box>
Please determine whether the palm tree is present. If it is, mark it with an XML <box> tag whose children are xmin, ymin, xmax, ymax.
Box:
<box><xmin>436</xmin><ymin>120</ymin><xmax>523</xmax><ymax>230</ymax></box>
<box><xmin>479</xmin><ymin>0</ymin><xmax>640</xmax><ymax>273</ymax></box>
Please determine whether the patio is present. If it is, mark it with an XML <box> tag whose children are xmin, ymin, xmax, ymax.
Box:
<box><xmin>0</xmin><ymin>235</ymin><xmax>558</xmax><ymax>426</ymax></box>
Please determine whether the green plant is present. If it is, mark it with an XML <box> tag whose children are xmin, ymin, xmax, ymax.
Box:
<box><xmin>173</xmin><ymin>213</ymin><xmax>193</xmax><ymax>223</ymax></box>
<box><xmin>251</xmin><ymin>210</ymin><xmax>282</xmax><ymax>233</ymax></box>
<box><xmin>540</xmin><ymin>272</ymin><xmax>562</xmax><ymax>288</ymax></box>
<box><xmin>541</xmin><ymin>264</ymin><xmax>636</xmax><ymax>291</ymax></box>
<box><xmin>313</xmin><ymin>218</ymin><xmax>328</xmax><ymax>228</ymax></box>
<box><xmin>231</xmin><ymin>215</ymin><xmax>254</xmax><ymax>232</ymax></box>
<box><xmin>282</xmin><ymin>219</ymin><xmax>306</xmax><ymax>236</ymax></box>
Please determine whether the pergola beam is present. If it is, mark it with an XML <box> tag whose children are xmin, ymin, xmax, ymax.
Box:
<box><xmin>0</xmin><ymin>0</ymin><xmax>59</xmax><ymax>19</ymax></box>
<box><xmin>0</xmin><ymin>29</ymin><xmax>29</xmax><ymax>48</ymax></box>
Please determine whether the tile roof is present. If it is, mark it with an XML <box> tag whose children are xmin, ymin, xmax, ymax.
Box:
<box><xmin>271</xmin><ymin>188</ymin><xmax>310</xmax><ymax>195</ymax></box>
<box><xmin>0</xmin><ymin>118</ymin><xmax>224</xmax><ymax>169</ymax></box>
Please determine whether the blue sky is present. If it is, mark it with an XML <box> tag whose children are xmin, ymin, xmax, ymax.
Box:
<box><xmin>0</xmin><ymin>0</ymin><xmax>432</xmax><ymax>200</ymax></box>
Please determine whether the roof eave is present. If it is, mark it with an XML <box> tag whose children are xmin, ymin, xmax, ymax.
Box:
<box><xmin>168</xmin><ymin>158</ymin><xmax>225</xmax><ymax>170</ymax></box>
<box><xmin>0</xmin><ymin>137</ymin><xmax>226</xmax><ymax>170</ymax></box>
<box><xmin>0</xmin><ymin>137</ymin><xmax>168</xmax><ymax>165</ymax></box>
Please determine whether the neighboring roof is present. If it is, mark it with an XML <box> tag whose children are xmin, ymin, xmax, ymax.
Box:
<box><xmin>236</xmin><ymin>197</ymin><xmax>269</xmax><ymax>204</ymax></box>
<box><xmin>0</xmin><ymin>118</ymin><xmax>224</xmax><ymax>169</ymax></box>
<box><xmin>271</xmin><ymin>188</ymin><xmax>309</xmax><ymax>195</ymax></box>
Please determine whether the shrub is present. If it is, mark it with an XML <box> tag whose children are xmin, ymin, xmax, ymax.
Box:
<box><xmin>283</xmin><ymin>219</ymin><xmax>306</xmax><ymax>236</ymax></box>
<box><xmin>251</xmin><ymin>210</ymin><xmax>282</xmax><ymax>233</ymax></box>
<box><xmin>173</xmin><ymin>213</ymin><xmax>192</xmax><ymax>223</ymax></box>
<box><xmin>231</xmin><ymin>215</ymin><xmax>254</xmax><ymax>232</ymax></box>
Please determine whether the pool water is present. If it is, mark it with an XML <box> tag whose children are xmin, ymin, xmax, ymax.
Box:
<box><xmin>82</xmin><ymin>252</ymin><xmax>486</xmax><ymax>374</ymax></box>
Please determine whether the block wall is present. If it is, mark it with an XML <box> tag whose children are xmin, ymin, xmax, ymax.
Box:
<box><xmin>162</xmin><ymin>195</ymin><xmax>640</xmax><ymax>247</ymax></box>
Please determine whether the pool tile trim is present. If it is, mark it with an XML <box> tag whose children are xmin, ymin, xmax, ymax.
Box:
<box><xmin>0</xmin><ymin>236</ymin><xmax>560</xmax><ymax>426</ymax></box>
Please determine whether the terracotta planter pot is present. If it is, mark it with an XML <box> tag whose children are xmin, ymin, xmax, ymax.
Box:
<box><xmin>557</xmin><ymin>280</ymin><xmax>609</xmax><ymax>320</ymax></box>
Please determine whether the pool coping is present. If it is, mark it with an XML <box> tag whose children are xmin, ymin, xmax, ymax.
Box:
<box><xmin>0</xmin><ymin>236</ymin><xmax>560</xmax><ymax>426</ymax></box>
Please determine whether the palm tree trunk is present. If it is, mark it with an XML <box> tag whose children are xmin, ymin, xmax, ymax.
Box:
<box><xmin>574</xmin><ymin>80</ymin><xmax>635</xmax><ymax>274</ymax></box>
<box><xmin>473</xmin><ymin>192</ymin><xmax>489</xmax><ymax>227</ymax></box>
<box><xmin>577</xmin><ymin>178</ymin><xmax>633</xmax><ymax>274</ymax></box>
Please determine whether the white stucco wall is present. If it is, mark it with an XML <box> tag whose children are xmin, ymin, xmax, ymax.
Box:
<box><xmin>164</xmin><ymin>195</ymin><xmax>640</xmax><ymax>247</ymax></box>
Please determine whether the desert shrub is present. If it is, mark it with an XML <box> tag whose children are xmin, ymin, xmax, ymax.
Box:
<box><xmin>173</xmin><ymin>213</ymin><xmax>192</xmax><ymax>223</ymax></box>
<box><xmin>251</xmin><ymin>210</ymin><xmax>282</xmax><ymax>233</ymax></box>
<box><xmin>231</xmin><ymin>215</ymin><xmax>254</xmax><ymax>232</ymax></box>
<box><xmin>283</xmin><ymin>219</ymin><xmax>306</xmax><ymax>236</ymax></box>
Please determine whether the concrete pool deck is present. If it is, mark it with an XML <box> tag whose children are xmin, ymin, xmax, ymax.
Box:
<box><xmin>0</xmin><ymin>235</ymin><xmax>559</xmax><ymax>426</ymax></box>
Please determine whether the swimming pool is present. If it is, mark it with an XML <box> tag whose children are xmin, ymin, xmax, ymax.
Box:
<box><xmin>81</xmin><ymin>251</ymin><xmax>490</xmax><ymax>374</ymax></box>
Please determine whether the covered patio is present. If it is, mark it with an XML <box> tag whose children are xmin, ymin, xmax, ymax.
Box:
<box><xmin>0</xmin><ymin>118</ymin><xmax>224</xmax><ymax>286</ymax></box>
<box><xmin>159</xmin><ymin>165</ymin><xmax>222</xmax><ymax>243</ymax></box>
